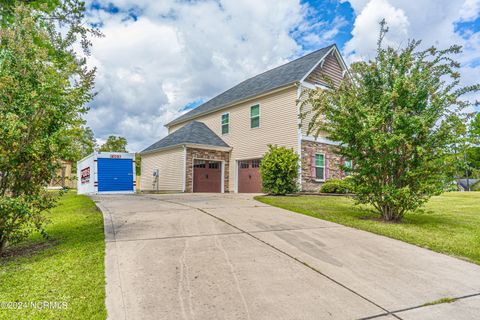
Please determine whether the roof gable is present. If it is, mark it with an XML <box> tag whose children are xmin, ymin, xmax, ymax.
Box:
<box><xmin>141</xmin><ymin>121</ymin><xmax>229</xmax><ymax>154</ymax></box>
<box><xmin>303</xmin><ymin>48</ymin><xmax>345</xmax><ymax>87</ymax></box>
<box><xmin>167</xmin><ymin>44</ymin><xmax>336</xmax><ymax>127</ymax></box>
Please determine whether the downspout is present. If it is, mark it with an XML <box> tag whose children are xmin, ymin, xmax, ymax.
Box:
<box><xmin>183</xmin><ymin>144</ymin><xmax>187</xmax><ymax>192</ymax></box>
<box><xmin>296</xmin><ymin>82</ymin><xmax>303</xmax><ymax>191</ymax></box>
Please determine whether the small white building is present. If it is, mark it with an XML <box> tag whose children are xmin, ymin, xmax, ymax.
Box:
<box><xmin>77</xmin><ymin>152</ymin><xmax>136</xmax><ymax>195</ymax></box>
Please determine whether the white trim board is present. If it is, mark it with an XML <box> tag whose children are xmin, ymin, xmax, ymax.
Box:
<box><xmin>302</xmin><ymin>135</ymin><xmax>341</xmax><ymax>146</ymax></box>
<box><xmin>182</xmin><ymin>145</ymin><xmax>187</xmax><ymax>192</ymax></box>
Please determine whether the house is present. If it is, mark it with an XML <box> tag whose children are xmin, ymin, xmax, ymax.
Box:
<box><xmin>140</xmin><ymin>44</ymin><xmax>351</xmax><ymax>193</ymax></box>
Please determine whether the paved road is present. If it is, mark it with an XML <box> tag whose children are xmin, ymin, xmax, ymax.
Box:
<box><xmin>93</xmin><ymin>193</ymin><xmax>480</xmax><ymax>320</ymax></box>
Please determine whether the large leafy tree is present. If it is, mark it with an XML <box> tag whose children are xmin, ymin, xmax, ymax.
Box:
<box><xmin>0</xmin><ymin>3</ymin><xmax>96</xmax><ymax>253</ymax></box>
<box><xmin>301</xmin><ymin>21</ymin><xmax>479</xmax><ymax>221</ymax></box>
<box><xmin>466</xmin><ymin>112</ymin><xmax>480</xmax><ymax>179</ymax></box>
<box><xmin>99</xmin><ymin>136</ymin><xmax>128</xmax><ymax>152</ymax></box>
<box><xmin>471</xmin><ymin>112</ymin><xmax>480</xmax><ymax>139</ymax></box>
<box><xmin>62</xmin><ymin>126</ymin><xmax>98</xmax><ymax>162</ymax></box>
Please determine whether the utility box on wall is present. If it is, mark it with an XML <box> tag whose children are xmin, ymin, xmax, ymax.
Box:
<box><xmin>77</xmin><ymin>152</ymin><xmax>136</xmax><ymax>195</ymax></box>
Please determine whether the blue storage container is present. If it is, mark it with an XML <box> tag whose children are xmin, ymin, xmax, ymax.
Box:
<box><xmin>77</xmin><ymin>152</ymin><xmax>136</xmax><ymax>194</ymax></box>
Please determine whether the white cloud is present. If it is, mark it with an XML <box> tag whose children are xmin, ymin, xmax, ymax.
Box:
<box><xmin>83</xmin><ymin>0</ymin><xmax>479</xmax><ymax>152</ymax></box>
<box><xmin>84</xmin><ymin>0</ymin><xmax>311</xmax><ymax>151</ymax></box>
<box><xmin>343</xmin><ymin>0</ymin><xmax>480</xmax><ymax>106</ymax></box>
<box><xmin>459</xmin><ymin>0</ymin><xmax>480</xmax><ymax>22</ymax></box>
<box><xmin>344</xmin><ymin>0</ymin><xmax>409</xmax><ymax>61</ymax></box>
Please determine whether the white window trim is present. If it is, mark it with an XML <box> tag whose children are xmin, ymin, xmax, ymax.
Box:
<box><xmin>344</xmin><ymin>159</ymin><xmax>352</xmax><ymax>176</ymax></box>
<box><xmin>315</xmin><ymin>153</ymin><xmax>326</xmax><ymax>182</ymax></box>
<box><xmin>250</xmin><ymin>104</ymin><xmax>260</xmax><ymax>129</ymax></box>
<box><xmin>221</xmin><ymin>112</ymin><xmax>230</xmax><ymax>135</ymax></box>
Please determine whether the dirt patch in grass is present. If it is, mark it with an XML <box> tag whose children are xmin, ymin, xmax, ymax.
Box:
<box><xmin>0</xmin><ymin>240</ymin><xmax>58</xmax><ymax>261</ymax></box>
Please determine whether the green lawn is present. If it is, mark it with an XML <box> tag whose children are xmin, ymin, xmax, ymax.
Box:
<box><xmin>256</xmin><ymin>192</ymin><xmax>480</xmax><ymax>265</ymax></box>
<box><xmin>0</xmin><ymin>192</ymin><xmax>106</xmax><ymax>319</ymax></box>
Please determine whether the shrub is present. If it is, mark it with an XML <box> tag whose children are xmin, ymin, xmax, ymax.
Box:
<box><xmin>260</xmin><ymin>145</ymin><xmax>299</xmax><ymax>195</ymax></box>
<box><xmin>320</xmin><ymin>177</ymin><xmax>354</xmax><ymax>194</ymax></box>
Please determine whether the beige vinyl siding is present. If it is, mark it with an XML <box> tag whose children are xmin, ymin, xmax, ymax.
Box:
<box><xmin>305</xmin><ymin>51</ymin><xmax>344</xmax><ymax>87</ymax></box>
<box><xmin>299</xmin><ymin>85</ymin><xmax>329</xmax><ymax>138</ymax></box>
<box><xmin>169</xmin><ymin>86</ymin><xmax>298</xmax><ymax>192</ymax></box>
<box><xmin>140</xmin><ymin>147</ymin><xmax>185</xmax><ymax>191</ymax></box>
<box><xmin>301</xmin><ymin>52</ymin><xmax>344</xmax><ymax>137</ymax></box>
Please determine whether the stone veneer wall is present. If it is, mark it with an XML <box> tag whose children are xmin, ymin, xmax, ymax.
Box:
<box><xmin>185</xmin><ymin>148</ymin><xmax>230</xmax><ymax>193</ymax></box>
<box><xmin>301</xmin><ymin>140</ymin><xmax>343</xmax><ymax>192</ymax></box>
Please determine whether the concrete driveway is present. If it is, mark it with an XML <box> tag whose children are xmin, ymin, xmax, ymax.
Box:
<box><xmin>93</xmin><ymin>193</ymin><xmax>480</xmax><ymax>320</ymax></box>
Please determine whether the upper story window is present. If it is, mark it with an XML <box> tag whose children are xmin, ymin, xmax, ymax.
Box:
<box><xmin>315</xmin><ymin>153</ymin><xmax>325</xmax><ymax>180</ymax></box>
<box><xmin>221</xmin><ymin>113</ymin><xmax>229</xmax><ymax>135</ymax></box>
<box><xmin>250</xmin><ymin>104</ymin><xmax>260</xmax><ymax>128</ymax></box>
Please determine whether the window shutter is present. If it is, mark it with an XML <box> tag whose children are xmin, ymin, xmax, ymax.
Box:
<box><xmin>325</xmin><ymin>154</ymin><xmax>330</xmax><ymax>179</ymax></box>
<box><xmin>310</xmin><ymin>153</ymin><xmax>316</xmax><ymax>178</ymax></box>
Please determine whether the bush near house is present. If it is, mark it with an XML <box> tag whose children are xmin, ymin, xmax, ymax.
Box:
<box><xmin>260</xmin><ymin>145</ymin><xmax>299</xmax><ymax>195</ymax></box>
<box><xmin>320</xmin><ymin>177</ymin><xmax>354</xmax><ymax>194</ymax></box>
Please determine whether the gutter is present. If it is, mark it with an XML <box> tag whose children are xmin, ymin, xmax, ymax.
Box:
<box><xmin>140</xmin><ymin>143</ymin><xmax>232</xmax><ymax>156</ymax></box>
<box><xmin>165</xmin><ymin>83</ymin><xmax>297</xmax><ymax>128</ymax></box>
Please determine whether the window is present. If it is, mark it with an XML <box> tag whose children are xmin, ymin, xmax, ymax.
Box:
<box><xmin>221</xmin><ymin>113</ymin><xmax>229</xmax><ymax>134</ymax></box>
<box><xmin>240</xmin><ymin>161</ymin><xmax>249</xmax><ymax>169</ymax></box>
<box><xmin>250</xmin><ymin>104</ymin><xmax>260</xmax><ymax>128</ymax></box>
<box><xmin>194</xmin><ymin>160</ymin><xmax>205</xmax><ymax>168</ymax></box>
<box><xmin>208</xmin><ymin>162</ymin><xmax>219</xmax><ymax>169</ymax></box>
<box><xmin>251</xmin><ymin>159</ymin><xmax>260</xmax><ymax>168</ymax></box>
<box><xmin>315</xmin><ymin>154</ymin><xmax>325</xmax><ymax>180</ymax></box>
<box><xmin>344</xmin><ymin>159</ymin><xmax>352</xmax><ymax>176</ymax></box>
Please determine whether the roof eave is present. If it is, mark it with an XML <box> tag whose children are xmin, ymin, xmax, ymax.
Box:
<box><xmin>165</xmin><ymin>82</ymin><xmax>297</xmax><ymax>128</ymax></box>
<box><xmin>140</xmin><ymin>144</ymin><xmax>184</xmax><ymax>155</ymax></box>
<box><xmin>184</xmin><ymin>143</ymin><xmax>231</xmax><ymax>152</ymax></box>
<box><xmin>140</xmin><ymin>143</ymin><xmax>231</xmax><ymax>156</ymax></box>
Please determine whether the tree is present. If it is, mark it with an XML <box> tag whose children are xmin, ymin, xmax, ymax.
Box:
<box><xmin>99</xmin><ymin>136</ymin><xmax>128</xmax><ymax>152</ymax></box>
<box><xmin>62</xmin><ymin>126</ymin><xmax>97</xmax><ymax>162</ymax></box>
<box><xmin>471</xmin><ymin>113</ymin><xmax>480</xmax><ymax>138</ymax></box>
<box><xmin>0</xmin><ymin>4</ymin><xmax>96</xmax><ymax>254</ymax></box>
<box><xmin>301</xmin><ymin>20</ymin><xmax>479</xmax><ymax>221</ymax></box>
<box><xmin>466</xmin><ymin>112</ymin><xmax>480</xmax><ymax>178</ymax></box>
<box><xmin>260</xmin><ymin>145</ymin><xmax>299</xmax><ymax>195</ymax></box>
<box><xmin>135</xmin><ymin>154</ymin><xmax>142</xmax><ymax>176</ymax></box>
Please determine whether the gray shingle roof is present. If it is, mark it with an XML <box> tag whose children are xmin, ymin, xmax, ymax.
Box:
<box><xmin>141</xmin><ymin>121</ymin><xmax>229</xmax><ymax>154</ymax></box>
<box><xmin>166</xmin><ymin>44</ymin><xmax>335</xmax><ymax>127</ymax></box>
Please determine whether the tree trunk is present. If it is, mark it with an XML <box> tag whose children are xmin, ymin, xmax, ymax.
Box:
<box><xmin>0</xmin><ymin>238</ymin><xmax>7</xmax><ymax>256</ymax></box>
<box><xmin>380</xmin><ymin>204</ymin><xmax>403</xmax><ymax>222</ymax></box>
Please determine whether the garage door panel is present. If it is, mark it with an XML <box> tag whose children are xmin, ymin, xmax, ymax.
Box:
<box><xmin>98</xmin><ymin>158</ymin><xmax>134</xmax><ymax>192</ymax></box>
<box><xmin>193</xmin><ymin>160</ymin><xmax>222</xmax><ymax>193</ymax></box>
<box><xmin>238</xmin><ymin>159</ymin><xmax>262</xmax><ymax>193</ymax></box>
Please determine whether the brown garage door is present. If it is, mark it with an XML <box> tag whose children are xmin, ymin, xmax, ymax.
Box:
<box><xmin>238</xmin><ymin>159</ymin><xmax>262</xmax><ymax>193</ymax></box>
<box><xmin>193</xmin><ymin>160</ymin><xmax>222</xmax><ymax>193</ymax></box>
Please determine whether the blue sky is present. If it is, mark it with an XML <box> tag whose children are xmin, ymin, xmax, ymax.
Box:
<box><xmin>83</xmin><ymin>0</ymin><xmax>480</xmax><ymax>151</ymax></box>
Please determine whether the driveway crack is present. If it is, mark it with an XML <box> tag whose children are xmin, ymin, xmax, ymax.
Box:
<box><xmin>143</xmin><ymin>195</ymin><xmax>400</xmax><ymax>319</ymax></box>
